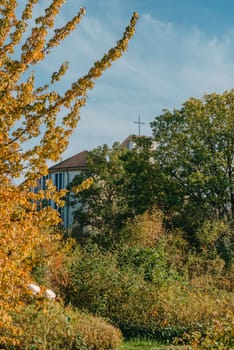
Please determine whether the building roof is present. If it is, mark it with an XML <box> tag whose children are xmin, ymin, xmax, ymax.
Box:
<box><xmin>49</xmin><ymin>150</ymin><xmax>89</xmax><ymax>172</ymax></box>
<box><xmin>49</xmin><ymin>135</ymin><xmax>142</xmax><ymax>173</ymax></box>
<box><xmin>120</xmin><ymin>134</ymin><xmax>135</xmax><ymax>146</ymax></box>
<box><xmin>120</xmin><ymin>135</ymin><xmax>137</xmax><ymax>149</ymax></box>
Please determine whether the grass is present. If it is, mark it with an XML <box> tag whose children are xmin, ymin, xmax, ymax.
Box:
<box><xmin>120</xmin><ymin>339</ymin><xmax>187</xmax><ymax>350</ymax></box>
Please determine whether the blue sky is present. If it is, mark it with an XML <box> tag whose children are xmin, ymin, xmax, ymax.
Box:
<box><xmin>20</xmin><ymin>0</ymin><xmax>234</xmax><ymax>161</ymax></box>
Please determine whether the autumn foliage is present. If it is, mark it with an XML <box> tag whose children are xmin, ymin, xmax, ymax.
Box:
<box><xmin>0</xmin><ymin>0</ymin><xmax>138</xmax><ymax>346</ymax></box>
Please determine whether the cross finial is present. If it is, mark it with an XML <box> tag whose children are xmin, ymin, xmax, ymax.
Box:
<box><xmin>134</xmin><ymin>115</ymin><xmax>145</xmax><ymax>136</ymax></box>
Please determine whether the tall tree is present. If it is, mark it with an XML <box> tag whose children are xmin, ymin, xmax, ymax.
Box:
<box><xmin>151</xmin><ymin>91</ymin><xmax>234</xmax><ymax>231</ymax></box>
<box><xmin>121</xmin><ymin>136</ymin><xmax>162</xmax><ymax>215</ymax></box>
<box><xmin>70</xmin><ymin>137</ymin><xmax>161</xmax><ymax>247</ymax></box>
<box><xmin>0</xmin><ymin>1</ymin><xmax>138</xmax><ymax>346</ymax></box>
<box><xmin>70</xmin><ymin>143</ymin><xmax>130</xmax><ymax>246</ymax></box>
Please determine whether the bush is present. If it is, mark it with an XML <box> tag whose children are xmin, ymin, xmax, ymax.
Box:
<box><xmin>195</xmin><ymin>220</ymin><xmax>233</xmax><ymax>268</ymax></box>
<box><xmin>4</xmin><ymin>301</ymin><xmax>122</xmax><ymax>350</ymax></box>
<box><xmin>48</xmin><ymin>214</ymin><xmax>233</xmax><ymax>344</ymax></box>
<box><xmin>120</xmin><ymin>209</ymin><xmax>164</xmax><ymax>248</ymax></box>
<box><xmin>114</xmin><ymin>282</ymin><xmax>233</xmax><ymax>341</ymax></box>
<box><xmin>181</xmin><ymin>310</ymin><xmax>234</xmax><ymax>349</ymax></box>
<box><xmin>6</xmin><ymin>302</ymin><xmax>87</xmax><ymax>350</ymax></box>
<box><xmin>70</xmin><ymin>310</ymin><xmax>122</xmax><ymax>350</ymax></box>
<box><xmin>60</xmin><ymin>243</ymin><xmax>233</xmax><ymax>342</ymax></box>
<box><xmin>117</xmin><ymin>244</ymin><xmax>171</xmax><ymax>285</ymax></box>
<box><xmin>64</xmin><ymin>246</ymin><xmax>148</xmax><ymax>320</ymax></box>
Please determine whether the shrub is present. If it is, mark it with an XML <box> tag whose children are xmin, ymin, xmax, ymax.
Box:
<box><xmin>4</xmin><ymin>301</ymin><xmax>122</xmax><ymax>350</ymax></box>
<box><xmin>114</xmin><ymin>282</ymin><xmax>234</xmax><ymax>341</ymax></box>
<box><xmin>60</xmin><ymin>243</ymin><xmax>233</xmax><ymax>342</ymax></box>
<box><xmin>117</xmin><ymin>244</ymin><xmax>171</xmax><ymax>285</ymax></box>
<box><xmin>69</xmin><ymin>310</ymin><xmax>123</xmax><ymax>350</ymax></box>
<box><xmin>30</xmin><ymin>238</ymin><xmax>77</xmax><ymax>294</ymax></box>
<box><xmin>6</xmin><ymin>301</ymin><xmax>87</xmax><ymax>350</ymax></box>
<box><xmin>48</xmin><ymin>214</ymin><xmax>233</xmax><ymax>344</ymax></box>
<box><xmin>181</xmin><ymin>310</ymin><xmax>234</xmax><ymax>349</ymax></box>
<box><xmin>195</xmin><ymin>220</ymin><xmax>233</xmax><ymax>268</ymax></box>
<box><xmin>120</xmin><ymin>209</ymin><xmax>164</xmax><ymax>248</ymax></box>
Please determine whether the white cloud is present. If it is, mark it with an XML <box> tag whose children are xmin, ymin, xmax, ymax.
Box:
<box><xmin>142</xmin><ymin>13</ymin><xmax>173</xmax><ymax>32</ymax></box>
<box><xmin>15</xmin><ymin>2</ymin><xmax>234</xmax><ymax>162</ymax></box>
<box><xmin>63</xmin><ymin>13</ymin><xmax>234</xmax><ymax>157</ymax></box>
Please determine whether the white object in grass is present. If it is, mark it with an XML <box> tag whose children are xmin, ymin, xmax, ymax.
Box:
<box><xmin>45</xmin><ymin>289</ymin><xmax>56</xmax><ymax>300</ymax></box>
<box><xmin>28</xmin><ymin>283</ymin><xmax>40</xmax><ymax>295</ymax></box>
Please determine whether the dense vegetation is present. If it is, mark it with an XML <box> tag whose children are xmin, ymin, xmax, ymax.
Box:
<box><xmin>67</xmin><ymin>92</ymin><xmax>233</xmax><ymax>348</ymax></box>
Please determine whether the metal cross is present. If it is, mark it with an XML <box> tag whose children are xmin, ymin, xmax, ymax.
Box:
<box><xmin>134</xmin><ymin>115</ymin><xmax>145</xmax><ymax>136</ymax></box>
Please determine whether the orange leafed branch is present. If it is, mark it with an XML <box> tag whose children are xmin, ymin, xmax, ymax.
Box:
<box><xmin>0</xmin><ymin>0</ymin><xmax>138</xmax><ymax>345</ymax></box>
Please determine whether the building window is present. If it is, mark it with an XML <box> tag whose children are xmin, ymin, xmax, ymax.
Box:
<box><xmin>42</xmin><ymin>175</ymin><xmax>46</xmax><ymax>190</ymax></box>
<box><xmin>55</xmin><ymin>172</ymin><xmax>63</xmax><ymax>190</ymax></box>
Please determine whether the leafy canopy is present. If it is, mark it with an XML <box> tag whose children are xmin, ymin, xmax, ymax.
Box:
<box><xmin>151</xmin><ymin>91</ymin><xmax>234</xmax><ymax>230</ymax></box>
<box><xmin>70</xmin><ymin>137</ymin><xmax>161</xmax><ymax>247</ymax></box>
<box><xmin>70</xmin><ymin>92</ymin><xmax>233</xmax><ymax>253</ymax></box>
